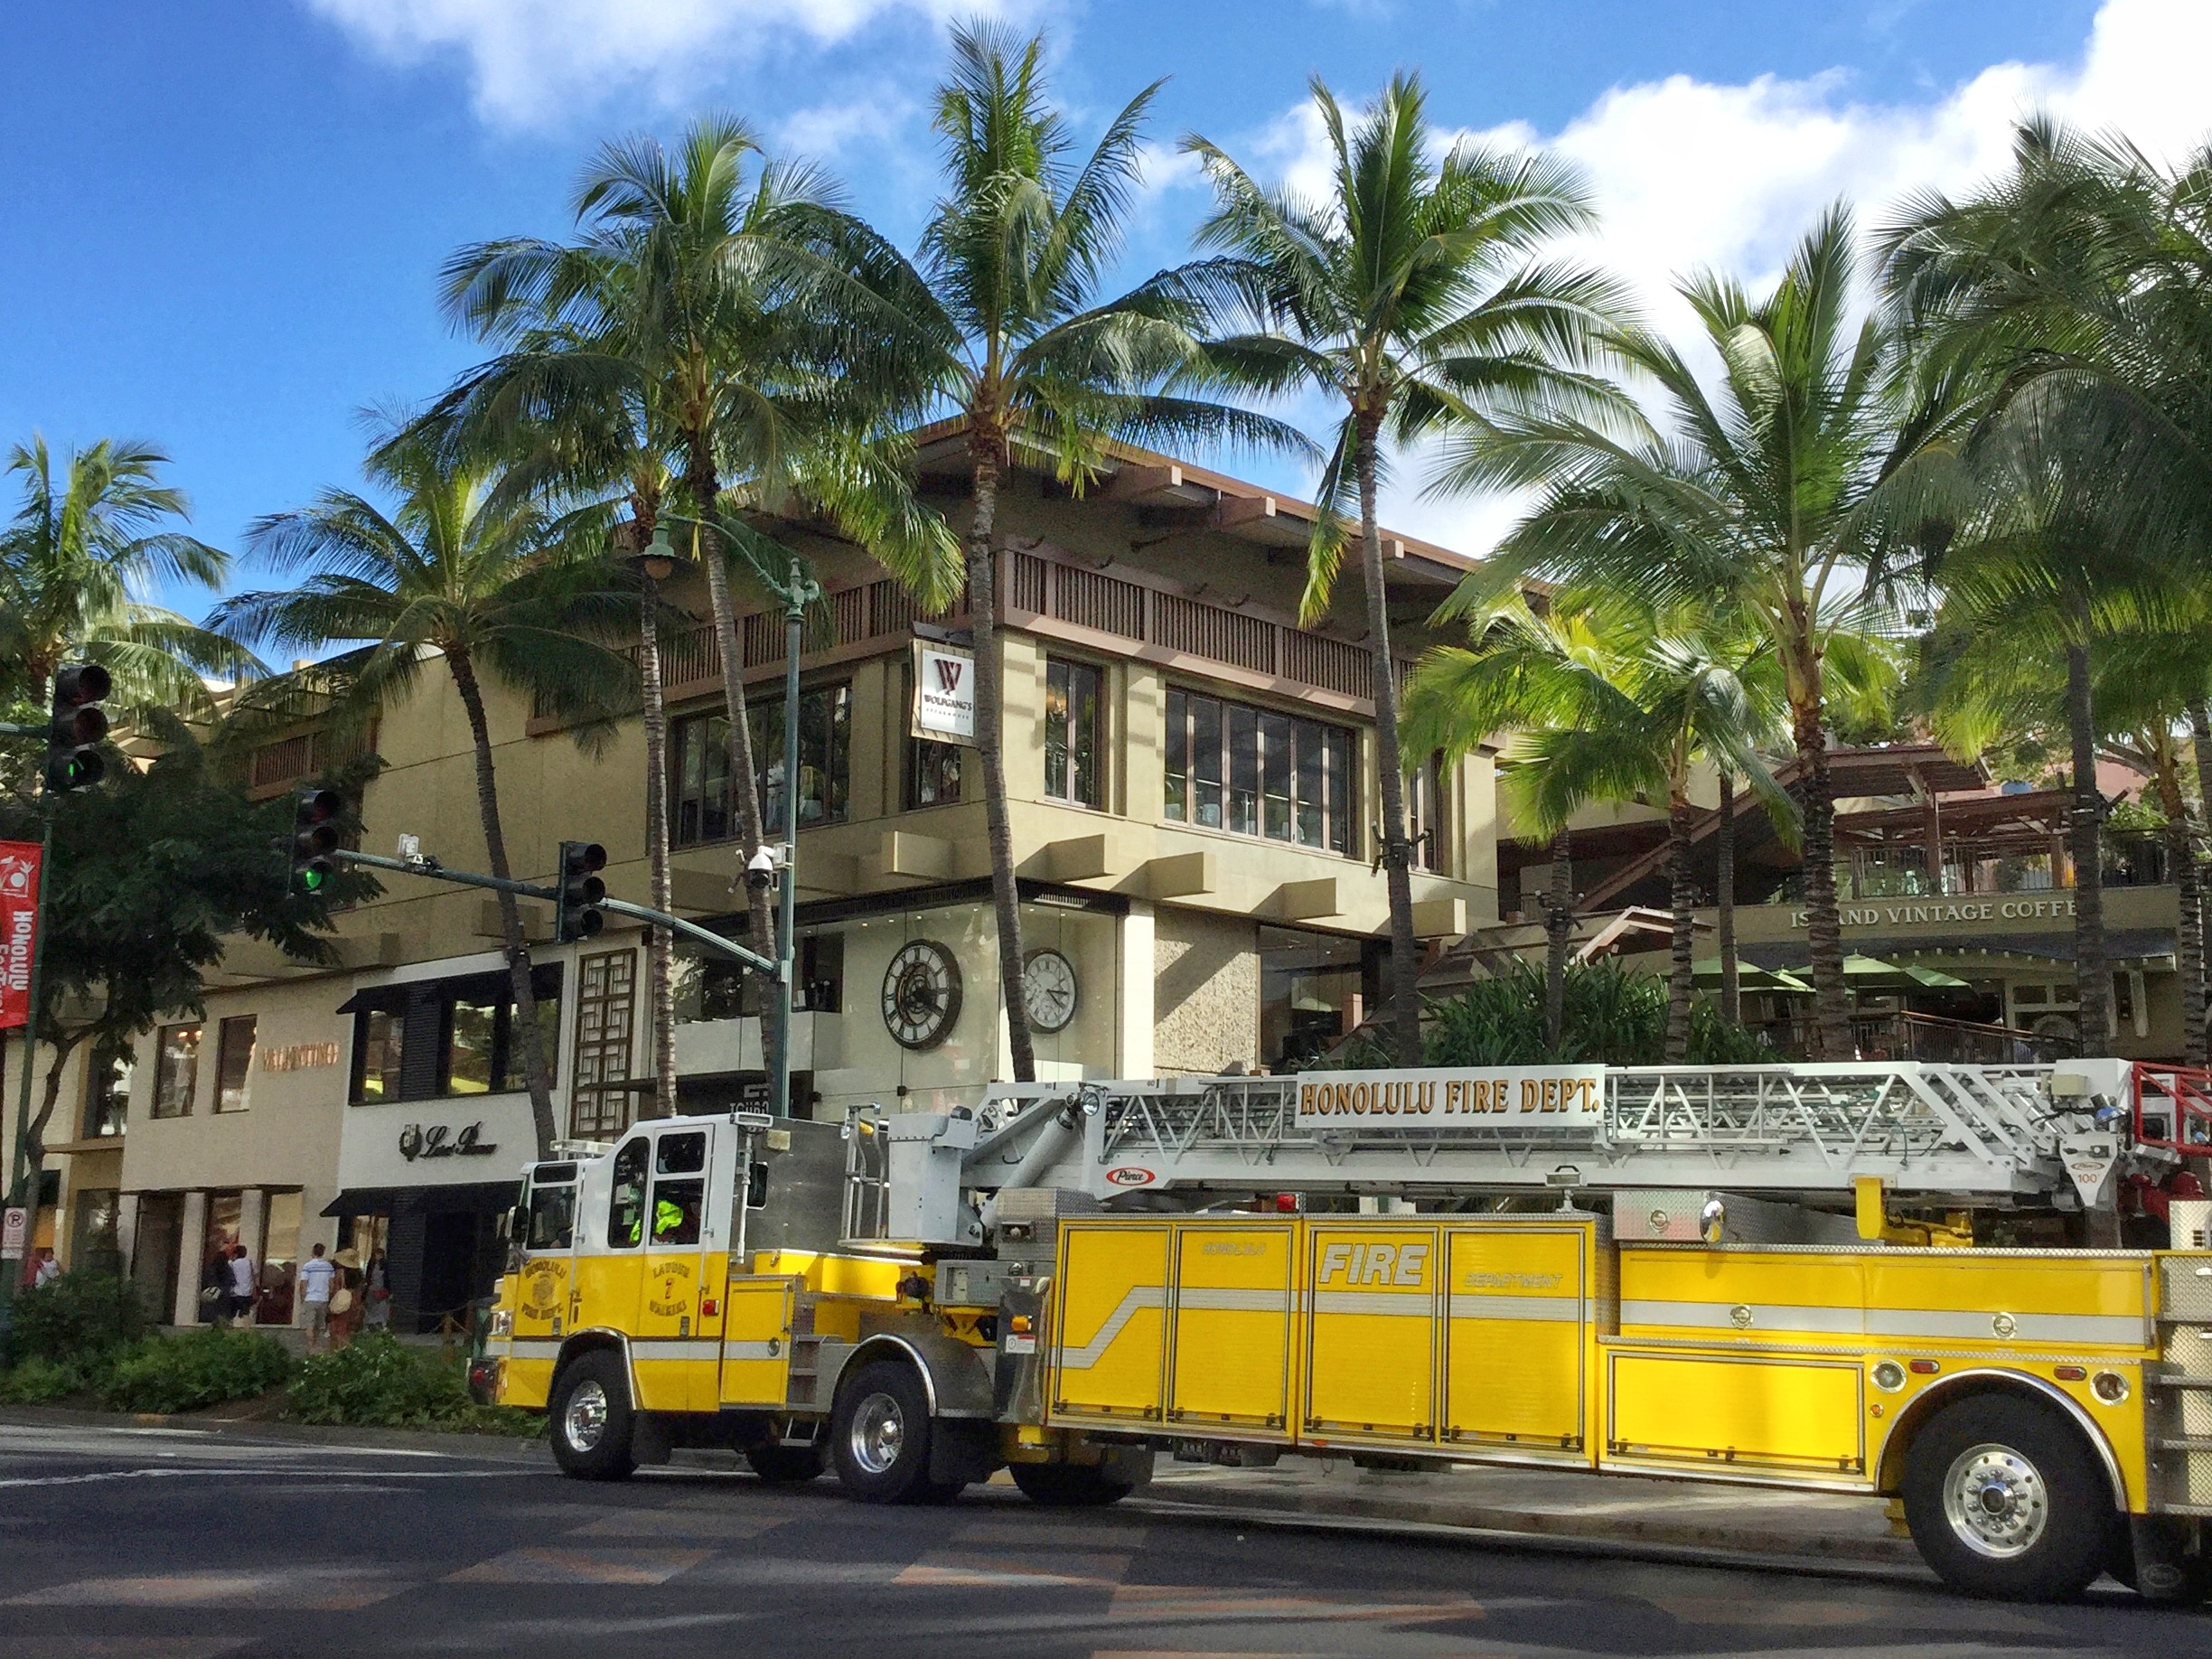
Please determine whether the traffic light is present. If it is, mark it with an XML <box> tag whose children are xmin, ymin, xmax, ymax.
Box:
<box><xmin>43</xmin><ymin>662</ymin><xmax>110</xmax><ymax>793</ymax></box>
<box><xmin>288</xmin><ymin>785</ymin><xmax>343</xmax><ymax>895</ymax></box>
<box><xmin>555</xmin><ymin>841</ymin><xmax>606</xmax><ymax>942</ymax></box>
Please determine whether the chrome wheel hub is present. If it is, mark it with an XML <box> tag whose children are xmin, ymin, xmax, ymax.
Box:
<box><xmin>1942</xmin><ymin>1442</ymin><xmax>2048</xmax><ymax>1558</ymax></box>
<box><xmin>849</xmin><ymin>1391</ymin><xmax>905</xmax><ymax>1476</ymax></box>
<box><xmin>564</xmin><ymin>1380</ymin><xmax>610</xmax><ymax>1453</ymax></box>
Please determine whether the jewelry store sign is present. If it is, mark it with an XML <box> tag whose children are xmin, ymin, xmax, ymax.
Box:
<box><xmin>1296</xmin><ymin>1065</ymin><xmax>1606</xmax><ymax>1130</ymax></box>
<box><xmin>1789</xmin><ymin>896</ymin><xmax>2077</xmax><ymax>930</ymax></box>
<box><xmin>910</xmin><ymin>641</ymin><xmax>977</xmax><ymax>746</ymax></box>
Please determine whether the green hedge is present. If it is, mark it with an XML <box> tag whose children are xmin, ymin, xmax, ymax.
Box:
<box><xmin>287</xmin><ymin>1332</ymin><xmax>537</xmax><ymax>1435</ymax></box>
<box><xmin>97</xmin><ymin>1327</ymin><xmax>293</xmax><ymax>1414</ymax></box>
<box><xmin>5</xmin><ymin>1270</ymin><xmax>146</xmax><ymax>1367</ymax></box>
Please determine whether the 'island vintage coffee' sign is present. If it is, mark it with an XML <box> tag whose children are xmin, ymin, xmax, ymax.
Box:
<box><xmin>0</xmin><ymin>840</ymin><xmax>40</xmax><ymax>1031</ymax></box>
<box><xmin>1295</xmin><ymin>1066</ymin><xmax>1607</xmax><ymax>1131</ymax></box>
<box><xmin>911</xmin><ymin>641</ymin><xmax>977</xmax><ymax>746</ymax></box>
<box><xmin>1788</xmin><ymin>895</ymin><xmax>2078</xmax><ymax>930</ymax></box>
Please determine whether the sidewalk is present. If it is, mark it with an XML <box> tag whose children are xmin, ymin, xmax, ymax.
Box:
<box><xmin>1137</xmin><ymin>1454</ymin><xmax>1923</xmax><ymax>1571</ymax></box>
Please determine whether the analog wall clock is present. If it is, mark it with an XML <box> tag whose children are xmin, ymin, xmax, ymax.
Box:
<box><xmin>882</xmin><ymin>939</ymin><xmax>962</xmax><ymax>1050</ymax></box>
<box><xmin>1021</xmin><ymin>947</ymin><xmax>1079</xmax><ymax>1035</ymax></box>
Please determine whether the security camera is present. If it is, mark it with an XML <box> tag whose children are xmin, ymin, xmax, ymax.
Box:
<box><xmin>745</xmin><ymin>845</ymin><xmax>778</xmax><ymax>893</ymax></box>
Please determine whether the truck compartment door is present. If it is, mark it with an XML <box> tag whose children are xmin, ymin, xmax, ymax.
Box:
<box><xmin>1305</xmin><ymin>1223</ymin><xmax>1439</xmax><ymax>1442</ymax></box>
<box><xmin>720</xmin><ymin>1276</ymin><xmax>797</xmax><ymax>1408</ymax></box>
<box><xmin>1050</xmin><ymin>1223</ymin><xmax>1170</xmax><ymax>1426</ymax></box>
<box><xmin>1443</xmin><ymin>1223</ymin><xmax>1589</xmax><ymax>1452</ymax></box>
<box><xmin>1168</xmin><ymin>1222</ymin><xmax>1294</xmax><ymax>1435</ymax></box>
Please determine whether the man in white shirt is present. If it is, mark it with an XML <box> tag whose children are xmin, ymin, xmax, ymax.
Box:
<box><xmin>227</xmin><ymin>1245</ymin><xmax>257</xmax><ymax>1326</ymax></box>
<box><xmin>297</xmin><ymin>1242</ymin><xmax>336</xmax><ymax>1352</ymax></box>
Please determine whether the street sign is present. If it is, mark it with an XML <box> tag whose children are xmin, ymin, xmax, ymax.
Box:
<box><xmin>0</xmin><ymin>839</ymin><xmax>41</xmax><ymax>1029</ymax></box>
<box><xmin>0</xmin><ymin>1206</ymin><xmax>26</xmax><ymax>1260</ymax></box>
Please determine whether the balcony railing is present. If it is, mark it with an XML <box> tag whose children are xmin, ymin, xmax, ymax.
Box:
<box><xmin>1750</xmin><ymin>1009</ymin><xmax>2076</xmax><ymax>1064</ymax></box>
<box><xmin>1762</xmin><ymin>832</ymin><xmax>2172</xmax><ymax>904</ymax></box>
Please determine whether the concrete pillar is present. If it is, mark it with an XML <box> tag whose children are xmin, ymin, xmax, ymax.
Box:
<box><xmin>173</xmin><ymin>1190</ymin><xmax>207</xmax><ymax>1327</ymax></box>
<box><xmin>1120</xmin><ymin>903</ymin><xmax>1156</xmax><ymax>1079</ymax></box>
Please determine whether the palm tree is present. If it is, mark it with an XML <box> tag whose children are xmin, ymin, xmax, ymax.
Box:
<box><xmin>1181</xmin><ymin>72</ymin><xmax>1633</xmax><ymax>1066</ymax></box>
<box><xmin>836</xmin><ymin>23</ymin><xmax>1301</xmax><ymax>1081</ymax></box>
<box><xmin>1406</xmin><ymin>589</ymin><xmax>1793</xmax><ymax>1058</ymax></box>
<box><xmin>1444</xmin><ymin>209</ymin><xmax>1965</xmax><ymax>1058</ymax></box>
<box><xmin>441</xmin><ymin>117</ymin><xmax>957</xmax><ymax>1095</ymax></box>
<box><xmin>212</xmin><ymin>417</ymin><xmax>635</xmax><ymax>1156</ymax></box>
<box><xmin>0</xmin><ymin>436</ymin><xmax>257</xmax><ymax>717</ymax></box>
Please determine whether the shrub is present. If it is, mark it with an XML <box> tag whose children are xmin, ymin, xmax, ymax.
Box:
<box><xmin>98</xmin><ymin>1327</ymin><xmax>292</xmax><ymax>1414</ymax></box>
<box><xmin>287</xmin><ymin>1331</ymin><xmax>537</xmax><ymax>1434</ymax></box>
<box><xmin>0</xmin><ymin>1355</ymin><xmax>88</xmax><ymax>1403</ymax></box>
<box><xmin>7</xmin><ymin>1270</ymin><xmax>146</xmax><ymax>1367</ymax></box>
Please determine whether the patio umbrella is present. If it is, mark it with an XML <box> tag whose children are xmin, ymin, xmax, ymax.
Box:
<box><xmin>1692</xmin><ymin>961</ymin><xmax>1814</xmax><ymax>993</ymax></box>
<box><xmin>1841</xmin><ymin>955</ymin><xmax>1971</xmax><ymax>991</ymax></box>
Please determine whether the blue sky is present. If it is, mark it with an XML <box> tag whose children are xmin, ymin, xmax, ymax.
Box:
<box><xmin>4</xmin><ymin>0</ymin><xmax>2202</xmax><ymax>617</ymax></box>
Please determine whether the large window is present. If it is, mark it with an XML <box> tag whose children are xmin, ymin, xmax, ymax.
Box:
<box><xmin>671</xmin><ymin>683</ymin><xmax>851</xmax><ymax>847</ymax></box>
<box><xmin>1164</xmin><ymin>689</ymin><xmax>1356</xmax><ymax>855</ymax></box>
<box><xmin>1407</xmin><ymin>753</ymin><xmax>1448</xmax><ymax>874</ymax></box>
<box><xmin>1045</xmin><ymin>659</ymin><xmax>1102</xmax><ymax>807</ymax></box>
<box><xmin>1259</xmin><ymin>926</ymin><xmax>1378</xmax><ymax>1070</ymax></box>
<box><xmin>348</xmin><ymin>968</ymin><xmax>561</xmax><ymax>1104</ymax></box>
<box><xmin>153</xmin><ymin>1024</ymin><xmax>201</xmax><ymax>1119</ymax></box>
<box><xmin>213</xmin><ymin>1017</ymin><xmax>256</xmax><ymax>1113</ymax></box>
<box><xmin>904</xmin><ymin>661</ymin><xmax>964</xmax><ymax>809</ymax></box>
<box><xmin>82</xmin><ymin>1050</ymin><xmax>131</xmax><ymax>1139</ymax></box>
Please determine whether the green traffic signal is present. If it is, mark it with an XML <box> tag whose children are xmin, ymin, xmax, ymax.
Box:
<box><xmin>288</xmin><ymin>786</ymin><xmax>344</xmax><ymax>895</ymax></box>
<box><xmin>43</xmin><ymin>662</ymin><xmax>110</xmax><ymax>794</ymax></box>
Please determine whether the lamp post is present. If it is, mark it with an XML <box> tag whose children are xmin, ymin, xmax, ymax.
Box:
<box><xmin>630</xmin><ymin>525</ymin><xmax>686</xmax><ymax>1122</ymax></box>
<box><xmin>764</xmin><ymin>556</ymin><xmax>819</xmax><ymax>1120</ymax></box>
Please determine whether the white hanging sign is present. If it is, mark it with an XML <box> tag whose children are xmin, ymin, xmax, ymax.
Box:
<box><xmin>911</xmin><ymin>642</ymin><xmax>978</xmax><ymax>747</ymax></box>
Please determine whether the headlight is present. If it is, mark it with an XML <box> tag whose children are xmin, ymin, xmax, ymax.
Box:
<box><xmin>489</xmin><ymin>1308</ymin><xmax>512</xmax><ymax>1339</ymax></box>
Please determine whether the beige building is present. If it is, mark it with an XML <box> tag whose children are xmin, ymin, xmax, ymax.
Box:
<box><xmin>14</xmin><ymin>424</ymin><xmax>1502</xmax><ymax>1328</ymax></box>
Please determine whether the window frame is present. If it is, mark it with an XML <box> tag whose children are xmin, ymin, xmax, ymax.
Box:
<box><xmin>212</xmin><ymin>1015</ymin><xmax>257</xmax><ymax>1114</ymax></box>
<box><xmin>346</xmin><ymin>966</ymin><xmax>562</xmax><ymax>1106</ymax></box>
<box><xmin>82</xmin><ymin>1049</ymin><xmax>131</xmax><ymax>1139</ymax></box>
<box><xmin>152</xmin><ymin>1023</ymin><xmax>202</xmax><ymax>1120</ymax></box>
<box><xmin>1044</xmin><ymin>657</ymin><xmax>1105</xmax><ymax>809</ymax></box>
<box><xmin>670</xmin><ymin>680</ymin><xmax>854</xmax><ymax>848</ymax></box>
<box><xmin>1164</xmin><ymin>686</ymin><xmax>1359</xmax><ymax>857</ymax></box>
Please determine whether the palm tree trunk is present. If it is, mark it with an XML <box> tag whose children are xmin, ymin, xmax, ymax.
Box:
<box><xmin>639</xmin><ymin>572</ymin><xmax>679</xmax><ymax>1120</ymax></box>
<box><xmin>1354</xmin><ymin>421</ymin><xmax>1424</xmax><ymax>1068</ymax></box>
<box><xmin>1543</xmin><ymin>828</ymin><xmax>1573</xmax><ymax>1053</ymax></box>
<box><xmin>1792</xmin><ymin>692</ymin><xmax>1850</xmax><ymax>1061</ymax></box>
<box><xmin>2156</xmin><ymin>758</ymin><xmax>2206</xmax><ymax>1064</ymax></box>
<box><xmin>966</xmin><ymin>439</ymin><xmax>1035</xmax><ymax>1083</ymax></box>
<box><xmin>1665</xmin><ymin>792</ymin><xmax>1695</xmax><ymax>1063</ymax></box>
<box><xmin>688</xmin><ymin>452</ymin><xmax>780</xmax><ymax>1091</ymax></box>
<box><xmin>2189</xmin><ymin>698</ymin><xmax>2212</xmax><ymax>1057</ymax></box>
<box><xmin>2066</xmin><ymin>641</ymin><xmax>2111</xmax><ymax>1052</ymax></box>
<box><xmin>446</xmin><ymin>647</ymin><xmax>556</xmax><ymax>1158</ymax></box>
<box><xmin>1717</xmin><ymin>769</ymin><xmax>1740</xmax><ymax>1026</ymax></box>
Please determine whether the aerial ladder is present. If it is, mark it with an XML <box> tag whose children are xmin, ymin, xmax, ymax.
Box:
<box><xmin>485</xmin><ymin>1057</ymin><xmax>2212</xmax><ymax>1606</ymax></box>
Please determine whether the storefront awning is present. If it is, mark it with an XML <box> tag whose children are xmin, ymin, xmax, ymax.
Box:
<box><xmin>322</xmin><ymin>1181</ymin><xmax>520</xmax><ymax>1219</ymax></box>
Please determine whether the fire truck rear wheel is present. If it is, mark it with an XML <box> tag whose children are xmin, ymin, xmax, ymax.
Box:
<box><xmin>831</xmin><ymin>1360</ymin><xmax>960</xmax><ymax>1504</ymax></box>
<box><xmin>746</xmin><ymin>1440</ymin><xmax>828</xmax><ymax>1484</ymax></box>
<box><xmin>548</xmin><ymin>1351</ymin><xmax>637</xmax><ymax>1482</ymax></box>
<box><xmin>1008</xmin><ymin>1462</ymin><xmax>1135</xmax><ymax>1507</ymax></box>
<box><xmin>1902</xmin><ymin>1395</ymin><xmax>2111</xmax><ymax>1600</ymax></box>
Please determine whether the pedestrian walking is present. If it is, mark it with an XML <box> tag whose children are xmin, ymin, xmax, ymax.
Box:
<box><xmin>227</xmin><ymin>1243</ymin><xmax>257</xmax><ymax>1326</ymax></box>
<box><xmin>330</xmin><ymin>1246</ymin><xmax>363</xmax><ymax>1348</ymax></box>
<box><xmin>297</xmin><ymin>1242</ymin><xmax>336</xmax><ymax>1353</ymax></box>
<box><xmin>199</xmin><ymin>1243</ymin><xmax>230</xmax><ymax>1324</ymax></box>
<box><xmin>363</xmin><ymin>1250</ymin><xmax>391</xmax><ymax>1330</ymax></box>
<box><xmin>32</xmin><ymin>1249</ymin><xmax>58</xmax><ymax>1289</ymax></box>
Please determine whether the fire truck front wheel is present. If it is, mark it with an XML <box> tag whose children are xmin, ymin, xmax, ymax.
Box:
<box><xmin>548</xmin><ymin>1351</ymin><xmax>638</xmax><ymax>1482</ymax></box>
<box><xmin>1902</xmin><ymin>1395</ymin><xmax>2112</xmax><ymax>1600</ymax></box>
<box><xmin>831</xmin><ymin>1360</ymin><xmax>961</xmax><ymax>1504</ymax></box>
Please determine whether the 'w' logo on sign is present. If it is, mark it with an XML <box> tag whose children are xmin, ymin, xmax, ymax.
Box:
<box><xmin>934</xmin><ymin>658</ymin><xmax>965</xmax><ymax>692</ymax></box>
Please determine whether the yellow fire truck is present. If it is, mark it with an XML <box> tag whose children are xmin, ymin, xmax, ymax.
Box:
<box><xmin>483</xmin><ymin>1057</ymin><xmax>2212</xmax><ymax>1603</ymax></box>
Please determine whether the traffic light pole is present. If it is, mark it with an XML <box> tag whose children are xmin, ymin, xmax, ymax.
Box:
<box><xmin>332</xmin><ymin>848</ymin><xmax>783</xmax><ymax>977</ymax></box>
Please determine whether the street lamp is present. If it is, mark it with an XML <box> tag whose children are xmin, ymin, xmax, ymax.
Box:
<box><xmin>628</xmin><ymin>524</ymin><xmax>689</xmax><ymax>1122</ymax></box>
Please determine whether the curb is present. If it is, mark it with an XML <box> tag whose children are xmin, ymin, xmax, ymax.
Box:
<box><xmin>0</xmin><ymin>1405</ymin><xmax>549</xmax><ymax>1462</ymax></box>
<box><xmin>1139</xmin><ymin>1474</ymin><xmax>1920</xmax><ymax>1568</ymax></box>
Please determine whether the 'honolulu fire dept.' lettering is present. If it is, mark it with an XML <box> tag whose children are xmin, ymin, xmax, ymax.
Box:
<box><xmin>1294</xmin><ymin>1065</ymin><xmax>1606</xmax><ymax>1129</ymax></box>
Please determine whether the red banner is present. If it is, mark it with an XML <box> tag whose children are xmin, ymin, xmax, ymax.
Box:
<box><xmin>0</xmin><ymin>839</ymin><xmax>40</xmax><ymax>1030</ymax></box>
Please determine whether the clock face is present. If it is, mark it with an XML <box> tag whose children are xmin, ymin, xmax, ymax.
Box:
<box><xmin>882</xmin><ymin>939</ymin><xmax>962</xmax><ymax>1051</ymax></box>
<box><xmin>1022</xmin><ymin>947</ymin><xmax>1079</xmax><ymax>1034</ymax></box>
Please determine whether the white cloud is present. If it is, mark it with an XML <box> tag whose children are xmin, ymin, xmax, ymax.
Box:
<box><xmin>1285</xmin><ymin>0</ymin><xmax>2212</xmax><ymax>555</ymax></box>
<box><xmin>300</xmin><ymin>0</ymin><xmax>989</xmax><ymax>127</ymax></box>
